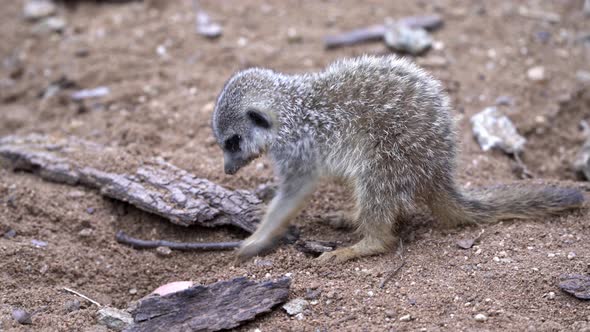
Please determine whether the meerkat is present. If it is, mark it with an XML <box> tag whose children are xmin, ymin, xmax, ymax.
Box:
<box><xmin>211</xmin><ymin>55</ymin><xmax>584</xmax><ymax>264</ymax></box>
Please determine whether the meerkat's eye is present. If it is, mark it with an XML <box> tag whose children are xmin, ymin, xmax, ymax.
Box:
<box><xmin>247</xmin><ymin>109</ymin><xmax>271</xmax><ymax>129</ymax></box>
<box><xmin>224</xmin><ymin>135</ymin><xmax>241</xmax><ymax>153</ymax></box>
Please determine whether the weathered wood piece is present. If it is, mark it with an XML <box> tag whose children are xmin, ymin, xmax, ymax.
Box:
<box><xmin>0</xmin><ymin>134</ymin><xmax>261</xmax><ymax>232</ymax></box>
<box><xmin>295</xmin><ymin>239</ymin><xmax>337</xmax><ymax>256</ymax></box>
<box><xmin>559</xmin><ymin>274</ymin><xmax>590</xmax><ymax>300</ymax></box>
<box><xmin>126</xmin><ymin>277</ymin><xmax>291</xmax><ymax>332</ymax></box>
<box><xmin>324</xmin><ymin>15</ymin><xmax>443</xmax><ymax>49</ymax></box>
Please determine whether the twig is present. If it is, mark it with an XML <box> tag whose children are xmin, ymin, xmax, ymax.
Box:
<box><xmin>513</xmin><ymin>152</ymin><xmax>534</xmax><ymax>179</ymax></box>
<box><xmin>379</xmin><ymin>238</ymin><xmax>406</xmax><ymax>288</ymax></box>
<box><xmin>63</xmin><ymin>287</ymin><xmax>102</xmax><ymax>307</ymax></box>
<box><xmin>324</xmin><ymin>15</ymin><xmax>443</xmax><ymax>49</ymax></box>
<box><xmin>115</xmin><ymin>231</ymin><xmax>241</xmax><ymax>251</ymax></box>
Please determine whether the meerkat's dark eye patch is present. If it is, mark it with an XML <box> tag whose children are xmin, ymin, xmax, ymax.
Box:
<box><xmin>247</xmin><ymin>109</ymin><xmax>271</xmax><ymax>129</ymax></box>
<box><xmin>224</xmin><ymin>135</ymin><xmax>241</xmax><ymax>153</ymax></box>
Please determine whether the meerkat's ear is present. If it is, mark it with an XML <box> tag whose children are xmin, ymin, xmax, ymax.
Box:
<box><xmin>246</xmin><ymin>109</ymin><xmax>272</xmax><ymax>129</ymax></box>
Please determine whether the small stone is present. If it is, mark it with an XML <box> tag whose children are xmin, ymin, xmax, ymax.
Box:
<box><xmin>399</xmin><ymin>314</ymin><xmax>413</xmax><ymax>322</ymax></box>
<box><xmin>86</xmin><ymin>207</ymin><xmax>95</xmax><ymax>215</ymax></box>
<box><xmin>254</xmin><ymin>259</ymin><xmax>273</xmax><ymax>267</ymax></box>
<box><xmin>156</xmin><ymin>246</ymin><xmax>172</xmax><ymax>256</ymax></box>
<box><xmin>568</xmin><ymin>252</ymin><xmax>576</xmax><ymax>260</ymax></box>
<box><xmin>64</xmin><ymin>300</ymin><xmax>81</xmax><ymax>313</ymax></box>
<box><xmin>385</xmin><ymin>310</ymin><xmax>396</xmax><ymax>318</ymax></box>
<box><xmin>305</xmin><ymin>288</ymin><xmax>321</xmax><ymax>300</ymax></box>
<box><xmin>33</xmin><ymin>16</ymin><xmax>66</xmax><ymax>34</ymax></box>
<box><xmin>471</xmin><ymin>106</ymin><xmax>526</xmax><ymax>154</ymax></box>
<box><xmin>282</xmin><ymin>298</ymin><xmax>309</xmax><ymax>316</ymax></box>
<box><xmin>196</xmin><ymin>12</ymin><xmax>222</xmax><ymax>38</ymax></box>
<box><xmin>78</xmin><ymin>228</ymin><xmax>93</xmax><ymax>237</ymax></box>
<box><xmin>295</xmin><ymin>313</ymin><xmax>305</xmax><ymax>320</ymax></box>
<box><xmin>474</xmin><ymin>313</ymin><xmax>488</xmax><ymax>322</ymax></box>
<box><xmin>23</xmin><ymin>0</ymin><xmax>56</xmax><ymax>20</ymax></box>
<box><xmin>384</xmin><ymin>23</ymin><xmax>432</xmax><ymax>55</ymax></box>
<box><xmin>546</xmin><ymin>291</ymin><xmax>556</xmax><ymax>300</ymax></box>
<box><xmin>286</xmin><ymin>27</ymin><xmax>302</xmax><ymax>43</ymax></box>
<box><xmin>547</xmin><ymin>253</ymin><xmax>556</xmax><ymax>258</ymax></box>
<box><xmin>577</xmin><ymin>70</ymin><xmax>590</xmax><ymax>83</ymax></box>
<box><xmin>12</xmin><ymin>308</ymin><xmax>32</xmax><ymax>325</ymax></box>
<box><xmin>96</xmin><ymin>307</ymin><xmax>133</xmax><ymax>331</ymax></box>
<box><xmin>67</xmin><ymin>190</ymin><xmax>85</xmax><ymax>198</ymax></box>
<box><xmin>4</xmin><ymin>229</ymin><xmax>17</xmax><ymax>239</ymax></box>
<box><xmin>367</xmin><ymin>291</ymin><xmax>374</xmax><ymax>297</ymax></box>
<box><xmin>31</xmin><ymin>239</ymin><xmax>47</xmax><ymax>248</ymax></box>
<box><xmin>527</xmin><ymin>66</ymin><xmax>547</xmax><ymax>82</ymax></box>
<box><xmin>495</xmin><ymin>96</ymin><xmax>514</xmax><ymax>106</ymax></box>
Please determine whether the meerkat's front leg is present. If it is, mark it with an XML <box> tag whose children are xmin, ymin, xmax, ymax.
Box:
<box><xmin>237</xmin><ymin>174</ymin><xmax>316</xmax><ymax>261</ymax></box>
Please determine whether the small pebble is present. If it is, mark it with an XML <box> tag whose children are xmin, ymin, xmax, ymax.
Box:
<box><xmin>385</xmin><ymin>310</ymin><xmax>396</xmax><ymax>318</ymax></box>
<box><xmin>294</xmin><ymin>313</ymin><xmax>305</xmax><ymax>320</ymax></box>
<box><xmin>577</xmin><ymin>70</ymin><xmax>590</xmax><ymax>83</ymax></box>
<box><xmin>78</xmin><ymin>228</ymin><xmax>93</xmax><ymax>237</ymax></box>
<box><xmin>367</xmin><ymin>291</ymin><xmax>374</xmax><ymax>297</ymax></box>
<box><xmin>286</xmin><ymin>27</ymin><xmax>302</xmax><ymax>43</ymax></box>
<box><xmin>474</xmin><ymin>313</ymin><xmax>488</xmax><ymax>322</ymax></box>
<box><xmin>399</xmin><ymin>314</ymin><xmax>412</xmax><ymax>322</ymax></box>
<box><xmin>129</xmin><ymin>288</ymin><xmax>137</xmax><ymax>295</ymax></box>
<box><xmin>282</xmin><ymin>298</ymin><xmax>309</xmax><ymax>316</ymax></box>
<box><xmin>12</xmin><ymin>308</ymin><xmax>32</xmax><ymax>325</ymax></box>
<box><xmin>23</xmin><ymin>0</ymin><xmax>56</xmax><ymax>20</ymax></box>
<box><xmin>567</xmin><ymin>252</ymin><xmax>576</xmax><ymax>260</ymax></box>
<box><xmin>86</xmin><ymin>207</ymin><xmax>95</xmax><ymax>215</ymax></box>
<box><xmin>547</xmin><ymin>292</ymin><xmax>556</xmax><ymax>300</ymax></box>
<box><xmin>4</xmin><ymin>229</ymin><xmax>17</xmax><ymax>239</ymax></box>
<box><xmin>64</xmin><ymin>300</ymin><xmax>81</xmax><ymax>313</ymax></box>
<box><xmin>527</xmin><ymin>66</ymin><xmax>547</xmax><ymax>82</ymax></box>
<box><xmin>97</xmin><ymin>307</ymin><xmax>133</xmax><ymax>331</ymax></box>
<box><xmin>156</xmin><ymin>246</ymin><xmax>172</xmax><ymax>256</ymax></box>
<box><xmin>31</xmin><ymin>239</ymin><xmax>47</xmax><ymax>248</ymax></box>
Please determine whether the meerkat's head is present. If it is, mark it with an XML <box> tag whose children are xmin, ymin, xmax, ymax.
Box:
<box><xmin>211</xmin><ymin>68</ymin><xmax>281</xmax><ymax>175</ymax></box>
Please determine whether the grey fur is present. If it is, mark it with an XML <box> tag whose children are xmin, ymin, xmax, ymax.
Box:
<box><xmin>211</xmin><ymin>55</ymin><xmax>584</xmax><ymax>263</ymax></box>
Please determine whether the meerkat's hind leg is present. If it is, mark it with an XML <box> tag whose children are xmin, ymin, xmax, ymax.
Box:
<box><xmin>317</xmin><ymin>219</ymin><xmax>397</xmax><ymax>264</ymax></box>
<box><xmin>323</xmin><ymin>210</ymin><xmax>359</xmax><ymax>229</ymax></box>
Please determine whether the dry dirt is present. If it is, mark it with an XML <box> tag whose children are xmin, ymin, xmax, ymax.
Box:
<box><xmin>1</xmin><ymin>0</ymin><xmax>590</xmax><ymax>331</ymax></box>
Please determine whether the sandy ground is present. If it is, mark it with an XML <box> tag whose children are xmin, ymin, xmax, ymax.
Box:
<box><xmin>1</xmin><ymin>0</ymin><xmax>590</xmax><ymax>331</ymax></box>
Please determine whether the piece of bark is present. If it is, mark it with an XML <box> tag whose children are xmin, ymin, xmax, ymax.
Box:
<box><xmin>0</xmin><ymin>134</ymin><xmax>261</xmax><ymax>232</ymax></box>
<box><xmin>126</xmin><ymin>277</ymin><xmax>290</xmax><ymax>332</ymax></box>
<box><xmin>559</xmin><ymin>274</ymin><xmax>590</xmax><ymax>300</ymax></box>
<box><xmin>324</xmin><ymin>15</ymin><xmax>443</xmax><ymax>49</ymax></box>
<box><xmin>295</xmin><ymin>239</ymin><xmax>337</xmax><ymax>256</ymax></box>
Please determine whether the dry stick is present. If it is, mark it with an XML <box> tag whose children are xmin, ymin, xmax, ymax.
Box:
<box><xmin>324</xmin><ymin>15</ymin><xmax>443</xmax><ymax>49</ymax></box>
<box><xmin>513</xmin><ymin>152</ymin><xmax>534</xmax><ymax>179</ymax></box>
<box><xmin>63</xmin><ymin>287</ymin><xmax>102</xmax><ymax>307</ymax></box>
<box><xmin>379</xmin><ymin>238</ymin><xmax>406</xmax><ymax>288</ymax></box>
<box><xmin>115</xmin><ymin>231</ymin><xmax>241</xmax><ymax>251</ymax></box>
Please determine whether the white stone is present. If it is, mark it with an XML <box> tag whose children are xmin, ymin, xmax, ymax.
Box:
<box><xmin>399</xmin><ymin>314</ymin><xmax>412</xmax><ymax>322</ymax></box>
<box><xmin>97</xmin><ymin>307</ymin><xmax>133</xmax><ymax>331</ymax></box>
<box><xmin>282</xmin><ymin>298</ymin><xmax>309</xmax><ymax>316</ymax></box>
<box><xmin>567</xmin><ymin>252</ymin><xmax>576</xmax><ymax>260</ymax></box>
<box><xmin>24</xmin><ymin>0</ymin><xmax>56</xmax><ymax>20</ymax></box>
<box><xmin>474</xmin><ymin>313</ymin><xmax>488</xmax><ymax>322</ymax></box>
<box><xmin>527</xmin><ymin>66</ymin><xmax>547</xmax><ymax>82</ymax></box>
<box><xmin>471</xmin><ymin>107</ymin><xmax>526</xmax><ymax>154</ymax></box>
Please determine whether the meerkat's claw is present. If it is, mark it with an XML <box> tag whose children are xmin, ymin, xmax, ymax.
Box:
<box><xmin>235</xmin><ymin>236</ymin><xmax>280</xmax><ymax>263</ymax></box>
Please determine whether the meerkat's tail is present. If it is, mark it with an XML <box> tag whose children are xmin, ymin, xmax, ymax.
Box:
<box><xmin>430</xmin><ymin>184</ymin><xmax>585</xmax><ymax>227</ymax></box>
